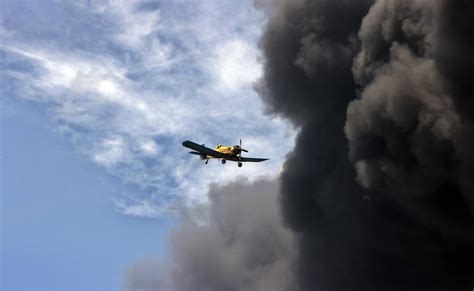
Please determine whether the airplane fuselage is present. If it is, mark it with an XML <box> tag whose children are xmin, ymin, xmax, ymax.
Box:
<box><xmin>206</xmin><ymin>144</ymin><xmax>239</xmax><ymax>159</ymax></box>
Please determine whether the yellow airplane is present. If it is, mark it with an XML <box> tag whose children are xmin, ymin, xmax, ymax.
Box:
<box><xmin>182</xmin><ymin>139</ymin><xmax>268</xmax><ymax>167</ymax></box>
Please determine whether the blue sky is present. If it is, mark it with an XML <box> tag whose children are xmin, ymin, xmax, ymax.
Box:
<box><xmin>1</xmin><ymin>0</ymin><xmax>294</xmax><ymax>289</ymax></box>
<box><xmin>2</xmin><ymin>100</ymin><xmax>175</xmax><ymax>289</ymax></box>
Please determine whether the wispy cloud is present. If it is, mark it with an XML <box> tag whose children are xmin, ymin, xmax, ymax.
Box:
<box><xmin>111</xmin><ymin>197</ymin><xmax>175</xmax><ymax>219</ymax></box>
<box><xmin>0</xmin><ymin>0</ymin><xmax>295</xmax><ymax>217</ymax></box>
<box><xmin>209</xmin><ymin>39</ymin><xmax>262</xmax><ymax>92</ymax></box>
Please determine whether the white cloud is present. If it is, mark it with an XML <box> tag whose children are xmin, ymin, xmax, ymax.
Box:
<box><xmin>98</xmin><ymin>80</ymin><xmax>118</xmax><ymax>95</ymax></box>
<box><xmin>115</xmin><ymin>3</ymin><xmax>160</xmax><ymax>48</ymax></box>
<box><xmin>210</xmin><ymin>39</ymin><xmax>262</xmax><ymax>92</ymax></box>
<box><xmin>92</xmin><ymin>136</ymin><xmax>128</xmax><ymax>168</ymax></box>
<box><xmin>139</xmin><ymin>140</ymin><xmax>159</xmax><ymax>156</ymax></box>
<box><xmin>112</xmin><ymin>198</ymin><xmax>175</xmax><ymax>219</ymax></box>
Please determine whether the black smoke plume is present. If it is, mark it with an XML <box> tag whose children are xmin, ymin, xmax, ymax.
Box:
<box><xmin>257</xmin><ymin>0</ymin><xmax>474</xmax><ymax>290</ymax></box>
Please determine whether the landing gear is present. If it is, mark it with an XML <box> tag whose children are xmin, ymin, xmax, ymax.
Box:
<box><xmin>238</xmin><ymin>162</ymin><xmax>242</xmax><ymax>167</ymax></box>
<box><xmin>205</xmin><ymin>159</ymin><xmax>209</xmax><ymax>164</ymax></box>
<box><xmin>221</xmin><ymin>159</ymin><xmax>226</xmax><ymax>164</ymax></box>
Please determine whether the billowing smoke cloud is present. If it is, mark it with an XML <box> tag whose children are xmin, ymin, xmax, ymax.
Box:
<box><xmin>127</xmin><ymin>0</ymin><xmax>474</xmax><ymax>290</ymax></box>
<box><xmin>256</xmin><ymin>0</ymin><xmax>474</xmax><ymax>290</ymax></box>
<box><xmin>346</xmin><ymin>0</ymin><xmax>474</xmax><ymax>240</ymax></box>
<box><xmin>126</xmin><ymin>260</ymin><xmax>172</xmax><ymax>291</ymax></box>
<box><xmin>126</xmin><ymin>179</ymin><xmax>296</xmax><ymax>291</ymax></box>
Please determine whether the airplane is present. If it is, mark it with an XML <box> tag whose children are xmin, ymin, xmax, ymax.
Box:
<box><xmin>182</xmin><ymin>139</ymin><xmax>268</xmax><ymax>167</ymax></box>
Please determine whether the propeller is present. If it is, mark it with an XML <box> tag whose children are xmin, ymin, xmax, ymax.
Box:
<box><xmin>239</xmin><ymin>139</ymin><xmax>242</xmax><ymax>160</ymax></box>
<box><xmin>236</xmin><ymin>139</ymin><xmax>249</xmax><ymax>159</ymax></box>
<box><xmin>239</xmin><ymin>139</ymin><xmax>249</xmax><ymax>152</ymax></box>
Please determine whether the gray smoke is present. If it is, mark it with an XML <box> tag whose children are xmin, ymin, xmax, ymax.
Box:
<box><xmin>346</xmin><ymin>0</ymin><xmax>474</xmax><ymax>240</ymax></box>
<box><xmin>127</xmin><ymin>1</ymin><xmax>474</xmax><ymax>290</ymax></box>
<box><xmin>125</xmin><ymin>179</ymin><xmax>296</xmax><ymax>291</ymax></box>
<box><xmin>256</xmin><ymin>0</ymin><xmax>474</xmax><ymax>290</ymax></box>
<box><xmin>126</xmin><ymin>260</ymin><xmax>172</xmax><ymax>291</ymax></box>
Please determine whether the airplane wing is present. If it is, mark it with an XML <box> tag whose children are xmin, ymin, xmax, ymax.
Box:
<box><xmin>182</xmin><ymin>140</ymin><xmax>227</xmax><ymax>159</ymax></box>
<box><xmin>236</xmin><ymin>157</ymin><xmax>269</xmax><ymax>162</ymax></box>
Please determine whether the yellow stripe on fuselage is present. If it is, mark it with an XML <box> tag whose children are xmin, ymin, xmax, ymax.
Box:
<box><xmin>207</xmin><ymin>145</ymin><xmax>238</xmax><ymax>159</ymax></box>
